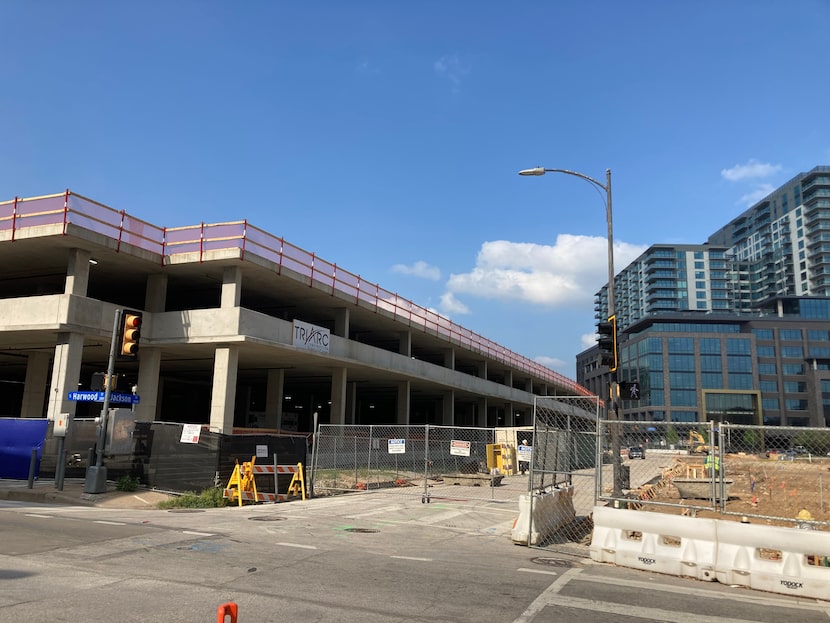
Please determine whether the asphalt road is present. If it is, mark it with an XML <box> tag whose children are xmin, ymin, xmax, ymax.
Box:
<box><xmin>1</xmin><ymin>493</ymin><xmax>829</xmax><ymax>622</ymax></box>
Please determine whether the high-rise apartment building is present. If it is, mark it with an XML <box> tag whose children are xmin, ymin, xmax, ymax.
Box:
<box><xmin>581</xmin><ymin>166</ymin><xmax>830</xmax><ymax>426</ymax></box>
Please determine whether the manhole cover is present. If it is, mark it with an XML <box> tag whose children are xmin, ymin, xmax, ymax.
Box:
<box><xmin>530</xmin><ymin>557</ymin><xmax>575</xmax><ymax>568</ymax></box>
<box><xmin>343</xmin><ymin>528</ymin><xmax>379</xmax><ymax>533</ymax></box>
<box><xmin>167</xmin><ymin>509</ymin><xmax>206</xmax><ymax>513</ymax></box>
<box><xmin>248</xmin><ymin>516</ymin><xmax>286</xmax><ymax>522</ymax></box>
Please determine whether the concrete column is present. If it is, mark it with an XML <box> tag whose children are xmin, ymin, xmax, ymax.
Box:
<box><xmin>21</xmin><ymin>351</ymin><xmax>50</xmax><ymax>418</ymax></box>
<box><xmin>221</xmin><ymin>266</ymin><xmax>242</xmax><ymax>308</ymax></box>
<box><xmin>65</xmin><ymin>248</ymin><xmax>91</xmax><ymax>296</ymax></box>
<box><xmin>443</xmin><ymin>348</ymin><xmax>455</xmax><ymax>370</ymax></box>
<box><xmin>346</xmin><ymin>382</ymin><xmax>357</xmax><ymax>425</ymax></box>
<box><xmin>396</xmin><ymin>380</ymin><xmax>410</xmax><ymax>425</ymax></box>
<box><xmin>135</xmin><ymin>347</ymin><xmax>162</xmax><ymax>421</ymax></box>
<box><xmin>475</xmin><ymin>397</ymin><xmax>487</xmax><ymax>428</ymax></box>
<box><xmin>441</xmin><ymin>390</ymin><xmax>454</xmax><ymax>425</ymax></box>
<box><xmin>330</xmin><ymin>367</ymin><xmax>348</xmax><ymax>425</ymax></box>
<box><xmin>399</xmin><ymin>331</ymin><xmax>411</xmax><ymax>357</ymax></box>
<box><xmin>46</xmin><ymin>332</ymin><xmax>85</xmax><ymax>422</ymax></box>
<box><xmin>334</xmin><ymin>308</ymin><xmax>350</xmax><ymax>338</ymax></box>
<box><xmin>264</xmin><ymin>369</ymin><xmax>285</xmax><ymax>430</ymax></box>
<box><xmin>525</xmin><ymin>378</ymin><xmax>533</xmax><ymax>393</ymax></box>
<box><xmin>146</xmin><ymin>273</ymin><xmax>168</xmax><ymax>312</ymax></box>
<box><xmin>504</xmin><ymin>370</ymin><xmax>513</xmax><ymax>388</ymax></box>
<box><xmin>210</xmin><ymin>345</ymin><xmax>239</xmax><ymax>433</ymax></box>
<box><xmin>477</xmin><ymin>360</ymin><xmax>487</xmax><ymax>379</ymax></box>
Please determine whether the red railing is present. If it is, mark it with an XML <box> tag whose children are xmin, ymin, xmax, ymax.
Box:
<box><xmin>0</xmin><ymin>191</ymin><xmax>592</xmax><ymax>396</ymax></box>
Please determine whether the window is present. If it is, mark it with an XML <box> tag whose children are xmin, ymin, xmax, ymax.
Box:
<box><xmin>668</xmin><ymin>338</ymin><xmax>694</xmax><ymax>354</ymax></box>
<box><xmin>701</xmin><ymin>373</ymin><xmax>723</xmax><ymax>389</ymax></box>
<box><xmin>668</xmin><ymin>355</ymin><xmax>696</xmax><ymax>371</ymax></box>
<box><xmin>809</xmin><ymin>330</ymin><xmax>830</xmax><ymax>341</ymax></box>
<box><xmin>781</xmin><ymin>346</ymin><xmax>803</xmax><ymax>358</ymax></box>
<box><xmin>726</xmin><ymin>338</ymin><xmax>751</xmax><ymax>354</ymax></box>
<box><xmin>699</xmin><ymin>338</ymin><xmax>721</xmax><ymax>354</ymax></box>
<box><xmin>669</xmin><ymin>372</ymin><xmax>696</xmax><ymax>389</ymax></box>
<box><xmin>757</xmin><ymin>345</ymin><xmax>775</xmax><ymax>357</ymax></box>
<box><xmin>700</xmin><ymin>355</ymin><xmax>722</xmax><ymax>372</ymax></box>
<box><xmin>727</xmin><ymin>374</ymin><xmax>753</xmax><ymax>389</ymax></box>
<box><xmin>780</xmin><ymin>329</ymin><xmax>802</xmax><ymax>340</ymax></box>
<box><xmin>762</xmin><ymin>398</ymin><xmax>780</xmax><ymax>411</ymax></box>
<box><xmin>671</xmin><ymin>390</ymin><xmax>697</xmax><ymax>406</ymax></box>
<box><xmin>753</xmin><ymin>328</ymin><xmax>774</xmax><ymax>340</ymax></box>
<box><xmin>758</xmin><ymin>363</ymin><xmax>777</xmax><ymax>375</ymax></box>
<box><xmin>727</xmin><ymin>356</ymin><xmax>752</xmax><ymax>372</ymax></box>
<box><xmin>785</xmin><ymin>399</ymin><xmax>808</xmax><ymax>411</ymax></box>
<box><xmin>784</xmin><ymin>381</ymin><xmax>807</xmax><ymax>393</ymax></box>
<box><xmin>783</xmin><ymin>363</ymin><xmax>804</xmax><ymax>375</ymax></box>
<box><xmin>759</xmin><ymin>380</ymin><xmax>778</xmax><ymax>392</ymax></box>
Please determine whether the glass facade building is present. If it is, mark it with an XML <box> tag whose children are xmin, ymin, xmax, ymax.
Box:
<box><xmin>580</xmin><ymin>166</ymin><xmax>830</xmax><ymax>427</ymax></box>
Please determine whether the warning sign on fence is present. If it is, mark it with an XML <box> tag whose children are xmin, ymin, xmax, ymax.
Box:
<box><xmin>388</xmin><ymin>438</ymin><xmax>406</xmax><ymax>454</ymax></box>
<box><xmin>450</xmin><ymin>439</ymin><xmax>471</xmax><ymax>456</ymax></box>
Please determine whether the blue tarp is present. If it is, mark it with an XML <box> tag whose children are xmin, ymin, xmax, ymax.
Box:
<box><xmin>0</xmin><ymin>418</ymin><xmax>49</xmax><ymax>479</ymax></box>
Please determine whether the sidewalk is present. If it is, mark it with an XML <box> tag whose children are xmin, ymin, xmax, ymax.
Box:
<box><xmin>0</xmin><ymin>477</ymin><xmax>176</xmax><ymax>509</ymax></box>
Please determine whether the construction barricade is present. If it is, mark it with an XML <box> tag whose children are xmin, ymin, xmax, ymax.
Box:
<box><xmin>590</xmin><ymin>505</ymin><xmax>717</xmax><ymax>581</ymax></box>
<box><xmin>224</xmin><ymin>456</ymin><xmax>306</xmax><ymax>506</ymax></box>
<box><xmin>715</xmin><ymin>520</ymin><xmax>830</xmax><ymax>600</ymax></box>
<box><xmin>511</xmin><ymin>485</ymin><xmax>575</xmax><ymax>546</ymax></box>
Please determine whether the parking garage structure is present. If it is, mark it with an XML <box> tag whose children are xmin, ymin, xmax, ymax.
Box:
<box><xmin>0</xmin><ymin>191</ymin><xmax>591</xmax><ymax>434</ymax></box>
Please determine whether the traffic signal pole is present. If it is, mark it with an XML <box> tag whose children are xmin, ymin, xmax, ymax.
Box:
<box><xmin>83</xmin><ymin>309</ymin><xmax>122</xmax><ymax>494</ymax></box>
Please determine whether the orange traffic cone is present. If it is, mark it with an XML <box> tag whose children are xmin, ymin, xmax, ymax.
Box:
<box><xmin>217</xmin><ymin>602</ymin><xmax>238</xmax><ymax>623</ymax></box>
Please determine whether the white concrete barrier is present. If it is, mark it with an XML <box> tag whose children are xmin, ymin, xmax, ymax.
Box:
<box><xmin>590</xmin><ymin>505</ymin><xmax>717</xmax><ymax>581</ymax></box>
<box><xmin>715</xmin><ymin>520</ymin><xmax>830</xmax><ymax>600</ymax></box>
<box><xmin>511</xmin><ymin>485</ymin><xmax>575</xmax><ymax>546</ymax></box>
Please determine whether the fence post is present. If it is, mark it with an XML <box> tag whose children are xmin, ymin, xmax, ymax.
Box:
<box><xmin>422</xmin><ymin>425</ymin><xmax>430</xmax><ymax>503</ymax></box>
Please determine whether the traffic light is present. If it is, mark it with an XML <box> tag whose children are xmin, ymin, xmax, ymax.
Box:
<box><xmin>118</xmin><ymin>310</ymin><xmax>142</xmax><ymax>359</ymax></box>
<box><xmin>597</xmin><ymin>315</ymin><xmax>618</xmax><ymax>372</ymax></box>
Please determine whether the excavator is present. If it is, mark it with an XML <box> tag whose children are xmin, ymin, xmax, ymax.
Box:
<box><xmin>689</xmin><ymin>430</ymin><xmax>717</xmax><ymax>454</ymax></box>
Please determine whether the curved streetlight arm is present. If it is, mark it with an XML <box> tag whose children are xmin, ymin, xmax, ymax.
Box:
<box><xmin>518</xmin><ymin>167</ymin><xmax>608</xmax><ymax>193</ymax></box>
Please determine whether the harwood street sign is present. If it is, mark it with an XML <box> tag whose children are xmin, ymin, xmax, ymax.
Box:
<box><xmin>67</xmin><ymin>391</ymin><xmax>140</xmax><ymax>405</ymax></box>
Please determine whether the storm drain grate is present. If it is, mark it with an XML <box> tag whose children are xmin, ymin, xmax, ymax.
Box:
<box><xmin>167</xmin><ymin>509</ymin><xmax>206</xmax><ymax>513</ymax></box>
<box><xmin>248</xmin><ymin>516</ymin><xmax>287</xmax><ymax>522</ymax></box>
<box><xmin>343</xmin><ymin>528</ymin><xmax>379</xmax><ymax>533</ymax></box>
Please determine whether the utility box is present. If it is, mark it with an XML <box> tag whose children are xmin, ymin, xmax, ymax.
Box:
<box><xmin>486</xmin><ymin>443</ymin><xmax>514</xmax><ymax>474</ymax></box>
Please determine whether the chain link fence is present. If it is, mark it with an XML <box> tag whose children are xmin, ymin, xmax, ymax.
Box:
<box><xmin>310</xmin><ymin>424</ymin><xmax>533</xmax><ymax>503</ymax></box>
<box><xmin>599</xmin><ymin>421</ymin><xmax>830</xmax><ymax>531</ymax></box>
<box><xmin>523</xmin><ymin>396</ymin><xmax>602</xmax><ymax>554</ymax></box>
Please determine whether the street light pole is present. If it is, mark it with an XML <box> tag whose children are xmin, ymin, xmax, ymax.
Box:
<box><xmin>518</xmin><ymin>166</ymin><xmax>623</xmax><ymax>497</ymax></box>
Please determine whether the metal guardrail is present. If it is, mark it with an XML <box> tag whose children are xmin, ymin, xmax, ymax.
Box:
<box><xmin>0</xmin><ymin>191</ymin><xmax>589</xmax><ymax>395</ymax></box>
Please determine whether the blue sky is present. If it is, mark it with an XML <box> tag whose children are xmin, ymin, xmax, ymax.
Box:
<box><xmin>2</xmin><ymin>2</ymin><xmax>830</xmax><ymax>380</ymax></box>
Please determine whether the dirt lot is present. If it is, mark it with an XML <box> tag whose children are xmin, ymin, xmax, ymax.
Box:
<box><xmin>642</xmin><ymin>453</ymin><xmax>830</xmax><ymax>526</ymax></box>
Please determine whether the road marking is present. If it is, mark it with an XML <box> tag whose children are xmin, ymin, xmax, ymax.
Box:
<box><xmin>93</xmin><ymin>520</ymin><xmax>126</xmax><ymax>525</ymax></box>
<box><xmin>578</xmin><ymin>573</ymin><xmax>830</xmax><ymax>613</ymax></box>
<box><xmin>512</xmin><ymin>568</ymin><xmax>582</xmax><ymax>623</ymax></box>
<box><xmin>182</xmin><ymin>530</ymin><xmax>214</xmax><ymax>537</ymax></box>
<box><xmin>390</xmin><ymin>555</ymin><xmax>432</xmax><ymax>562</ymax></box>
<box><xmin>25</xmin><ymin>513</ymin><xmax>53</xmax><ymax>519</ymax></box>
<box><xmin>276</xmin><ymin>542</ymin><xmax>317</xmax><ymax>549</ymax></box>
<box><xmin>517</xmin><ymin>567</ymin><xmax>558</xmax><ymax>576</ymax></box>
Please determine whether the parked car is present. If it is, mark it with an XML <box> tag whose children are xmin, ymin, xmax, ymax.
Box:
<box><xmin>628</xmin><ymin>446</ymin><xmax>645</xmax><ymax>459</ymax></box>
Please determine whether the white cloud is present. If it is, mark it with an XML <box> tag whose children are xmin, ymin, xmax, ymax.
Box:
<box><xmin>439</xmin><ymin>291</ymin><xmax>470</xmax><ymax>315</ymax></box>
<box><xmin>580</xmin><ymin>332</ymin><xmax>597</xmax><ymax>350</ymax></box>
<box><xmin>721</xmin><ymin>159</ymin><xmax>782</xmax><ymax>182</ymax></box>
<box><xmin>391</xmin><ymin>260</ymin><xmax>441</xmax><ymax>281</ymax></box>
<box><xmin>534</xmin><ymin>355</ymin><xmax>567</xmax><ymax>371</ymax></box>
<box><xmin>738</xmin><ymin>184</ymin><xmax>776</xmax><ymax>207</ymax></box>
<box><xmin>434</xmin><ymin>54</ymin><xmax>469</xmax><ymax>91</ymax></box>
<box><xmin>443</xmin><ymin>234</ymin><xmax>646</xmax><ymax>309</ymax></box>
